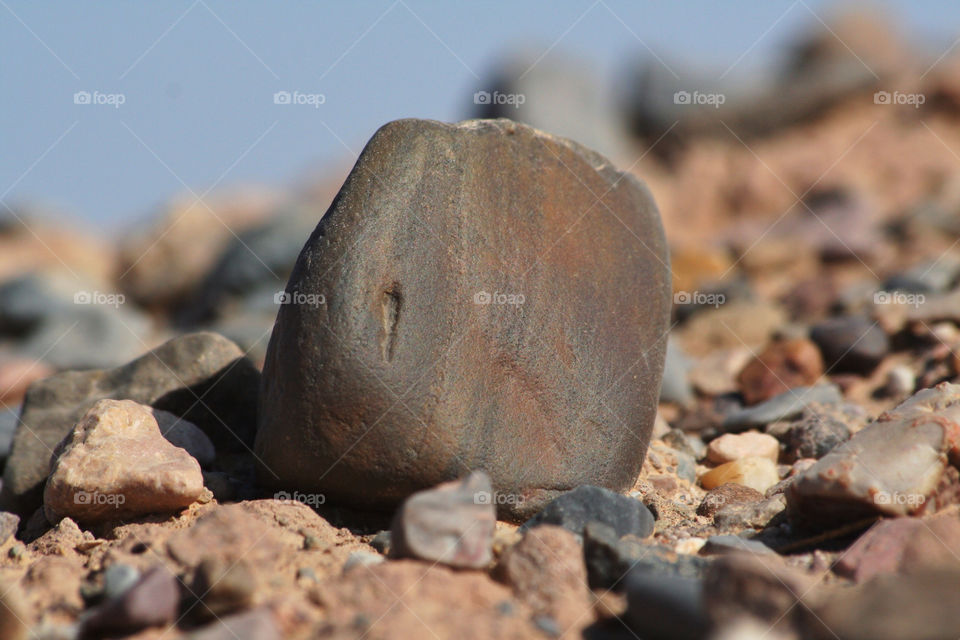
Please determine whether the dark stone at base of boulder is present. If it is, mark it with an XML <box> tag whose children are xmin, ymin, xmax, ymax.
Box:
<box><xmin>522</xmin><ymin>486</ymin><xmax>655</xmax><ymax>539</ymax></box>
<box><xmin>584</xmin><ymin>521</ymin><xmax>708</xmax><ymax>590</ymax></box>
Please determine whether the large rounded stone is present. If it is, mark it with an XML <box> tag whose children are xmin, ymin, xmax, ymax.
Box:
<box><xmin>255</xmin><ymin>118</ymin><xmax>671</xmax><ymax>520</ymax></box>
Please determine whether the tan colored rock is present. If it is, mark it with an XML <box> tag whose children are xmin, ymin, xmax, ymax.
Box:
<box><xmin>706</xmin><ymin>432</ymin><xmax>780</xmax><ymax>465</ymax></box>
<box><xmin>43</xmin><ymin>399</ymin><xmax>204</xmax><ymax>524</ymax></box>
<box><xmin>495</xmin><ymin>525</ymin><xmax>592</xmax><ymax>631</ymax></box>
<box><xmin>310</xmin><ymin>560</ymin><xmax>539</xmax><ymax>639</ymax></box>
<box><xmin>700</xmin><ymin>457</ymin><xmax>780</xmax><ymax>494</ymax></box>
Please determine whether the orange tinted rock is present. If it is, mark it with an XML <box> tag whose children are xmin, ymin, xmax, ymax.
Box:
<box><xmin>43</xmin><ymin>399</ymin><xmax>204</xmax><ymax>524</ymax></box>
<box><xmin>737</xmin><ymin>338</ymin><xmax>824</xmax><ymax>406</ymax></box>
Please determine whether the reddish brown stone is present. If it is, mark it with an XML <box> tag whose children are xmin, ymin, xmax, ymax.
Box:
<box><xmin>737</xmin><ymin>338</ymin><xmax>824</xmax><ymax>406</ymax></box>
<box><xmin>255</xmin><ymin>118</ymin><xmax>671</xmax><ymax>520</ymax></box>
<box><xmin>697</xmin><ymin>483</ymin><xmax>764</xmax><ymax>518</ymax></box>
<box><xmin>495</xmin><ymin>525</ymin><xmax>591</xmax><ymax>631</ymax></box>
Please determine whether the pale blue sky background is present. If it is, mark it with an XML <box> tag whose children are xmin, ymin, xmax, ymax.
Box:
<box><xmin>1</xmin><ymin>1</ymin><xmax>957</xmax><ymax>228</ymax></box>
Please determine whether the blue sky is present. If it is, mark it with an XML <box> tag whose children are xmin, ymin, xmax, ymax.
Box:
<box><xmin>1</xmin><ymin>1</ymin><xmax>957</xmax><ymax>228</ymax></box>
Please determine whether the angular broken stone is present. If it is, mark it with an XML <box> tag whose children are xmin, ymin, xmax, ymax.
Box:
<box><xmin>43</xmin><ymin>399</ymin><xmax>204</xmax><ymax>524</ymax></box>
<box><xmin>787</xmin><ymin>382</ymin><xmax>960</xmax><ymax>529</ymax></box>
<box><xmin>2</xmin><ymin>331</ymin><xmax>258</xmax><ymax>517</ymax></box>
<box><xmin>390</xmin><ymin>471</ymin><xmax>496</xmax><ymax>569</ymax></box>
<box><xmin>256</xmin><ymin>118</ymin><xmax>671</xmax><ymax>520</ymax></box>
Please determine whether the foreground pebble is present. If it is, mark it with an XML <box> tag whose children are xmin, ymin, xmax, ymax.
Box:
<box><xmin>80</xmin><ymin>566</ymin><xmax>179</xmax><ymax>638</ymax></box>
<box><xmin>706</xmin><ymin>432</ymin><xmax>780</xmax><ymax>464</ymax></box>
<box><xmin>43</xmin><ymin>399</ymin><xmax>204</xmax><ymax>524</ymax></box>
<box><xmin>390</xmin><ymin>471</ymin><xmax>495</xmax><ymax>569</ymax></box>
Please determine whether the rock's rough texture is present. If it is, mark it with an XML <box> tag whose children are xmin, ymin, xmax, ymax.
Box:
<box><xmin>2</xmin><ymin>332</ymin><xmax>258</xmax><ymax>517</ymax></box>
<box><xmin>43</xmin><ymin>399</ymin><xmax>204</xmax><ymax>524</ymax></box>
<box><xmin>787</xmin><ymin>382</ymin><xmax>960</xmax><ymax>528</ymax></box>
<box><xmin>521</xmin><ymin>485</ymin><xmax>655</xmax><ymax>538</ymax></box>
<box><xmin>256</xmin><ymin>118</ymin><xmax>671</xmax><ymax>520</ymax></box>
<box><xmin>390</xmin><ymin>471</ymin><xmax>496</xmax><ymax>569</ymax></box>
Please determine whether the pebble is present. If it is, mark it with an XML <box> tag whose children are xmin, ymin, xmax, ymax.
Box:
<box><xmin>786</xmin><ymin>382</ymin><xmax>960</xmax><ymax>527</ymax></box>
<box><xmin>0</xmin><ymin>511</ymin><xmax>19</xmax><ymax>546</ymax></box>
<box><xmin>697</xmin><ymin>483</ymin><xmax>764</xmax><ymax>518</ymax></box>
<box><xmin>810</xmin><ymin>315</ymin><xmax>889</xmax><ymax>374</ymax></box>
<box><xmin>833</xmin><ymin>513</ymin><xmax>960</xmax><ymax>582</ymax></box>
<box><xmin>342</xmin><ymin>551</ymin><xmax>385</xmax><ymax>573</ymax></box>
<box><xmin>390</xmin><ymin>471</ymin><xmax>495</xmax><ymax>569</ymax></box>
<box><xmin>706</xmin><ymin>432</ymin><xmax>780</xmax><ymax>464</ymax></box>
<box><xmin>0</xmin><ymin>581</ymin><xmax>28</xmax><ymax>640</ymax></box>
<box><xmin>713</xmin><ymin>494</ymin><xmax>786</xmax><ymax>530</ymax></box>
<box><xmin>255</xmin><ymin>118</ymin><xmax>671</xmax><ymax>521</ymax></box>
<box><xmin>521</xmin><ymin>485</ymin><xmax>655</xmax><ymax>539</ymax></box>
<box><xmin>806</xmin><ymin>569</ymin><xmax>960</xmax><ymax>640</ymax></box>
<box><xmin>700</xmin><ymin>457</ymin><xmax>780</xmax><ymax>494</ymax></box>
<box><xmin>80</xmin><ymin>566</ymin><xmax>179</xmax><ymax>638</ymax></box>
<box><xmin>43</xmin><ymin>399</ymin><xmax>205</xmax><ymax>524</ymax></box>
<box><xmin>475</xmin><ymin>50</ymin><xmax>629</xmax><ymax>162</ymax></box>
<box><xmin>781</xmin><ymin>409</ymin><xmax>852</xmax><ymax>461</ymax></box>
<box><xmin>703</xmin><ymin>553</ymin><xmax>818</xmax><ymax>635</ymax></box>
<box><xmin>184</xmin><ymin>209</ymin><xmax>317</xmax><ymax>325</ymax></box>
<box><xmin>583</xmin><ymin>521</ymin><xmax>708</xmax><ymax>589</ymax></box>
<box><xmin>0</xmin><ymin>273</ymin><xmax>152</xmax><ymax>371</ymax></box>
<box><xmin>103</xmin><ymin>564</ymin><xmax>141</xmax><ymax>601</ymax></box>
<box><xmin>624</xmin><ymin>572</ymin><xmax>709</xmax><ymax>640</ymax></box>
<box><xmin>689</xmin><ymin>348</ymin><xmax>753</xmax><ymax>396</ymax></box>
<box><xmin>2</xmin><ymin>331</ymin><xmax>258</xmax><ymax>518</ymax></box>
<box><xmin>700</xmin><ymin>534</ymin><xmax>776</xmax><ymax>556</ymax></box>
<box><xmin>788</xmin><ymin>382</ymin><xmax>960</xmax><ymax>528</ymax></box>
<box><xmin>884</xmin><ymin>365</ymin><xmax>915</xmax><ymax>397</ymax></box>
<box><xmin>187</xmin><ymin>608</ymin><xmax>280</xmax><ymax>640</ymax></box>
<box><xmin>660</xmin><ymin>338</ymin><xmax>694</xmax><ymax>406</ymax></box>
<box><xmin>737</xmin><ymin>338</ymin><xmax>823</xmax><ymax>405</ymax></box>
<box><xmin>0</xmin><ymin>409</ymin><xmax>18</xmax><ymax>466</ymax></box>
<box><xmin>193</xmin><ymin>557</ymin><xmax>257</xmax><ymax>620</ymax></box>
<box><xmin>721</xmin><ymin>384</ymin><xmax>842</xmax><ymax>431</ymax></box>
<box><xmin>496</xmin><ymin>525</ymin><xmax>590</xmax><ymax>630</ymax></box>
